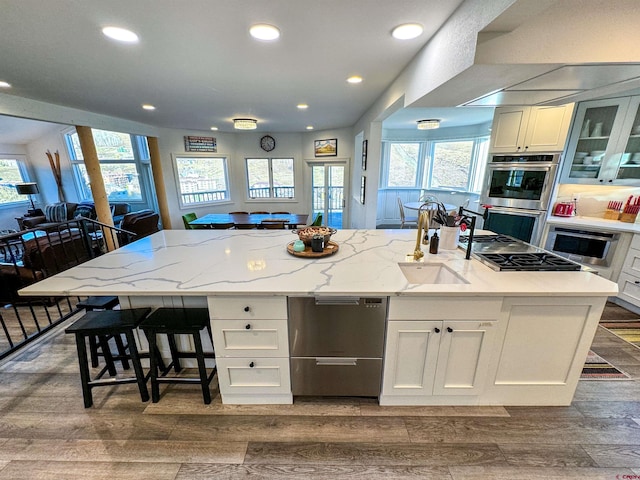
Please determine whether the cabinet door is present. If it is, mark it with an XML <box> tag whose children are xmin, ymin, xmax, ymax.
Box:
<box><xmin>613</xmin><ymin>96</ymin><xmax>640</xmax><ymax>184</ymax></box>
<box><xmin>489</xmin><ymin>107</ymin><xmax>529</xmax><ymax>153</ymax></box>
<box><xmin>561</xmin><ymin>97</ymin><xmax>631</xmax><ymax>184</ymax></box>
<box><xmin>523</xmin><ymin>105</ymin><xmax>574</xmax><ymax>152</ymax></box>
<box><xmin>432</xmin><ymin>320</ymin><xmax>496</xmax><ymax>395</ymax></box>
<box><xmin>381</xmin><ymin>321</ymin><xmax>440</xmax><ymax>396</ymax></box>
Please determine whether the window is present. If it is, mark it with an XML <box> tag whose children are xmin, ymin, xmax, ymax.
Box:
<box><xmin>65</xmin><ymin>129</ymin><xmax>148</xmax><ymax>202</ymax></box>
<box><xmin>174</xmin><ymin>155</ymin><xmax>230</xmax><ymax>206</ymax></box>
<box><xmin>0</xmin><ymin>157</ymin><xmax>31</xmax><ymax>205</ymax></box>
<box><xmin>382</xmin><ymin>136</ymin><xmax>489</xmax><ymax>194</ymax></box>
<box><xmin>246</xmin><ymin>157</ymin><xmax>294</xmax><ymax>199</ymax></box>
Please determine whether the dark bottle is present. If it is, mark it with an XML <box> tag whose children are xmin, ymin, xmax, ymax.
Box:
<box><xmin>429</xmin><ymin>231</ymin><xmax>439</xmax><ymax>254</ymax></box>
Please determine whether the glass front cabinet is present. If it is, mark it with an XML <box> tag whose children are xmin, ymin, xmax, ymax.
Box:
<box><xmin>561</xmin><ymin>96</ymin><xmax>640</xmax><ymax>185</ymax></box>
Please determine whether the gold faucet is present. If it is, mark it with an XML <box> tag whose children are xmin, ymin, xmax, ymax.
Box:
<box><xmin>413</xmin><ymin>211</ymin><xmax>429</xmax><ymax>260</ymax></box>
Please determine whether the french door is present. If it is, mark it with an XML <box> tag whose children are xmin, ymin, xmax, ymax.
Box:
<box><xmin>310</xmin><ymin>163</ymin><xmax>345</xmax><ymax>228</ymax></box>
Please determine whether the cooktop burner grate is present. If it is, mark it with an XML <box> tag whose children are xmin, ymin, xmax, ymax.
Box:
<box><xmin>459</xmin><ymin>234</ymin><xmax>517</xmax><ymax>244</ymax></box>
<box><xmin>476</xmin><ymin>252</ymin><xmax>582</xmax><ymax>271</ymax></box>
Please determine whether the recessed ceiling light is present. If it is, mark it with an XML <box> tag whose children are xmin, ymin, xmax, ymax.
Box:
<box><xmin>249</xmin><ymin>24</ymin><xmax>280</xmax><ymax>41</ymax></box>
<box><xmin>297</xmin><ymin>104</ymin><xmax>309</xmax><ymax>110</ymax></box>
<box><xmin>210</xmin><ymin>126</ymin><xmax>218</xmax><ymax>131</ymax></box>
<box><xmin>142</xmin><ymin>104</ymin><xmax>155</xmax><ymax>110</ymax></box>
<box><xmin>0</xmin><ymin>81</ymin><xmax>11</xmax><ymax>88</ymax></box>
<box><xmin>347</xmin><ymin>76</ymin><xmax>363</xmax><ymax>84</ymax></box>
<box><xmin>306</xmin><ymin>126</ymin><xmax>314</xmax><ymax>130</ymax></box>
<box><xmin>102</xmin><ymin>26</ymin><xmax>139</xmax><ymax>43</ymax></box>
<box><xmin>391</xmin><ymin>23</ymin><xmax>423</xmax><ymax>40</ymax></box>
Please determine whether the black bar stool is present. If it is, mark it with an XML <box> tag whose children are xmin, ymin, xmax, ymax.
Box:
<box><xmin>65</xmin><ymin>308</ymin><xmax>151</xmax><ymax>408</ymax></box>
<box><xmin>76</xmin><ymin>296</ymin><xmax>121</xmax><ymax>368</ymax></box>
<box><xmin>139</xmin><ymin>307</ymin><xmax>216</xmax><ymax>404</ymax></box>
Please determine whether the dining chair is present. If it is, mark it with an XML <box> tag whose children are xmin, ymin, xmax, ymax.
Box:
<box><xmin>250</xmin><ymin>211</ymin><xmax>269</xmax><ymax>214</ymax></box>
<box><xmin>397</xmin><ymin>198</ymin><xmax>418</xmax><ymax>229</ymax></box>
<box><xmin>182</xmin><ymin>212</ymin><xmax>207</xmax><ymax>230</ymax></box>
<box><xmin>234</xmin><ymin>223</ymin><xmax>258</xmax><ymax>229</ymax></box>
<box><xmin>260</xmin><ymin>220</ymin><xmax>288</xmax><ymax>229</ymax></box>
<box><xmin>271</xmin><ymin>211</ymin><xmax>290</xmax><ymax>214</ymax></box>
<box><xmin>229</xmin><ymin>211</ymin><xmax>249</xmax><ymax>215</ymax></box>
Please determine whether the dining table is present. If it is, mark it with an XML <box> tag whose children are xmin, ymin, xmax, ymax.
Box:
<box><xmin>190</xmin><ymin>213</ymin><xmax>309</xmax><ymax>228</ymax></box>
<box><xmin>404</xmin><ymin>201</ymin><xmax>457</xmax><ymax>213</ymax></box>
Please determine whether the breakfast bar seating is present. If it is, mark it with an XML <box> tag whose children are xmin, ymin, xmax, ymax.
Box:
<box><xmin>138</xmin><ymin>307</ymin><xmax>216</xmax><ymax>404</ymax></box>
<box><xmin>65</xmin><ymin>308</ymin><xmax>151</xmax><ymax>408</ymax></box>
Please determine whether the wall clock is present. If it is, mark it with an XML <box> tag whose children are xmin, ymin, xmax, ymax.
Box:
<box><xmin>260</xmin><ymin>135</ymin><xmax>276</xmax><ymax>152</ymax></box>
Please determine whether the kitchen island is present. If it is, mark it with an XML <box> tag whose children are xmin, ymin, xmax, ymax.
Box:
<box><xmin>20</xmin><ymin>229</ymin><xmax>618</xmax><ymax>406</ymax></box>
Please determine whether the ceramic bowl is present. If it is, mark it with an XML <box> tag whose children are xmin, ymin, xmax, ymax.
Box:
<box><xmin>590</xmin><ymin>150</ymin><xmax>606</xmax><ymax>157</ymax></box>
<box><xmin>575</xmin><ymin>152</ymin><xmax>588</xmax><ymax>158</ymax></box>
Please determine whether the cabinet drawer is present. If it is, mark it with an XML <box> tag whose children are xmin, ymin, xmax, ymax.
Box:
<box><xmin>208</xmin><ymin>296</ymin><xmax>287</xmax><ymax>320</ymax></box>
<box><xmin>212</xmin><ymin>319</ymin><xmax>289</xmax><ymax>357</ymax></box>
<box><xmin>622</xmin><ymin>247</ymin><xmax>640</xmax><ymax>277</ymax></box>
<box><xmin>617</xmin><ymin>272</ymin><xmax>640</xmax><ymax>307</ymax></box>
<box><xmin>389</xmin><ymin>297</ymin><xmax>501</xmax><ymax>320</ymax></box>
<box><xmin>216</xmin><ymin>357</ymin><xmax>291</xmax><ymax>395</ymax></box>
<box><xmin>630</xmin><ymin>235</ymin><xmax>640</xmax><ymax>251</ymax></box>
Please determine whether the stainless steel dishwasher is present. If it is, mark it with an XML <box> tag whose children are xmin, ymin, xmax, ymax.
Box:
<box><xmin>288</xmin><ymin>296</ymin><xmax>388</xmax><ymax>397</ymax></box>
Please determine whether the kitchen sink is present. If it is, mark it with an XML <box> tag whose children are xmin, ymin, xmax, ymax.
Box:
<box><xmin>398</xmin><ymin>262</ymin><xmax>469</xmax><ymax>285</ymax></box>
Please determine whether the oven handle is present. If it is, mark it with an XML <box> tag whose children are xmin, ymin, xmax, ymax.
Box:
<box><xmin>550</xmin><ymin>229</ymin><xmax>619</xmax><ymax>242</ymax></box>
<box><xmin>486</xmin><ymin>206</ymin><xmax>546</xmax><ymax>217</ymax></box>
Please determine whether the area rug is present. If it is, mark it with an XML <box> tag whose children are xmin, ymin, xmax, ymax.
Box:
<box><xmin>600</xmin><ymin>321</ymin><xmax>640</xmax><ymax>349</ymax></box>
<box><xmin>581</xmin><ymin>350</ymin><xmax>631</xmax><ymax>380</ymax></box>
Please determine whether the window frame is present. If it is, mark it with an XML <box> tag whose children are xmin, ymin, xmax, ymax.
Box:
<box><xmin>245</xmin><ymin>157</ymin><xmax>295</xmax><ymax>201</ymax></box>
<box><xmin>381</xmin><ymin>135</ymin><xmax>489</xmax><ymax>194</ymax></box>
<box><xmin>64</xmin><ymin>128</ymin><xmax>150</xmax><ymax>204</ymax></box>
<box><xmin>172</xmin><ymin>153</ymin><xmax>231</xmax><ymax>208</ymax></box>
<box><xmin>0</xmin><ymin>154</ymin><xmax>34</xmax><ymax>208</ymax></box>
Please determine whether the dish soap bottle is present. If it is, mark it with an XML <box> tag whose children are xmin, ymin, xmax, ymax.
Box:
<box><xmin>429</xmin><ymin>231</ymin><xmax>439</xmax><ymax>254</ymax></box>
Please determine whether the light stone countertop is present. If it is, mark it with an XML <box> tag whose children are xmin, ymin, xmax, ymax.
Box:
<box><xmin>18</xmin><ymin>229</ymin><xmax>618</xmax><ymax>298</ymax></box>
<box><xmin>546</xmin><ymin>214</ymin><xmax>640</xmax><ymax>233</ymax></box>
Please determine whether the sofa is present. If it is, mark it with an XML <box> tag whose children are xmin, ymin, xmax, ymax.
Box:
<box><xmin>0</xmin><ymin>229</ymin><xmax>92</xmax><ymax>304</ymax></box>
<box><xmin>22</xmin><ymin>202</ymin><xmax>131</xmax><ymax>230</ymax></box>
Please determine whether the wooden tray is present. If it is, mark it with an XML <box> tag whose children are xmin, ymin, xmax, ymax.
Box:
<box><xmin>286</xmin><ymin>240</ymin><xmax>339</xmax><ymax>258</ymax></box>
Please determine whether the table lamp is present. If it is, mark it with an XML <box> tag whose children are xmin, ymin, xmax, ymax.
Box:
<box><xmin>15</xmin><ymin>183</ymin><xmax>40</xmax><ymax>215</ymax></box>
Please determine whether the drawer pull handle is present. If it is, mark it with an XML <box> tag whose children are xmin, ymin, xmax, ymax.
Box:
<box><xmin>434</xmin><ymin>327</ymin><xmax>440</xmax><ymax>333</ymax></box>
<box><xmin>249</xmin><ymin>361</ymin><xmax>255</xmax><ymax>368</ymax></box>
<box><xmin>244</xmin><ymin>306</ymin><xmax>250</xmax><ymax>312</ymax></box>
<box><xmin>245</xmin><ymin>324</ymin><xmax>251</xmax><ymax>330</ymax></box>
<box><xmin>447</xmin><ymin>327</ymin><xmax>453</xmax><ymax>333</ymax></box>
<box><xmin>635</xmin><ymin>281</ymin><xmax>640</xmax><ymax>284</ymax></box>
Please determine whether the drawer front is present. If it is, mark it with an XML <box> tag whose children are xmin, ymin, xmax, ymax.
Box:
<box><xmin>389</xmin><ymin>297</ymin><xmax>502</xmax><ymax>320</ymax></box>
<box><xmin>291</xmin><ymin>357</ymin><xmax>382</xmax><ymax>397</ymax></box>
<box><xmin>212</xmin><ymin>319</ymin><xmax>289</xmax><ymax>357</ymax></box>
<box><xmin>208</xmin><ymin>296</ymin><xmax>287</xmax><ymax>320</ymax></box>
<box><xmin>617</xmin><ymin>272</ymin><xmax>640</xmax><ymax>307</ymax></box>
<box><xmin>622</xmin><ymin>247</ymin><xmax>640</xmax><ymax>277</ymax></box>
<box><xmin>216</xmin><ymin>357</ymin><xmax>291</xmax><ymax>395</ymax></box>
<box><xmin>630</xmin><ymin>234</ymin><xmax>640</xmax><ymax>251</ymax></box>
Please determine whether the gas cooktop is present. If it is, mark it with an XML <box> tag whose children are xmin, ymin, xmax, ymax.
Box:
<box><xmin>458</xmin><ymin>233</ymin><xmax>583</xmax><ymax>271</ymax></box>
<box><xmin>474</xmin><ymin>252</ymin><xmax>582</xmax><ymax>272</ymax></box>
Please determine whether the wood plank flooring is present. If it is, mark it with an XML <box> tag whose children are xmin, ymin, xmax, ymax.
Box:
<box><xmin>0</xmin><ymin>304</ymin><xmax>639</xmax><ymax>479</ymax></box>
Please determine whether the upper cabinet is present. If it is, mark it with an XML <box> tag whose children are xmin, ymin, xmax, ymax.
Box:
<box><xmin>489</xmin><ymin>105</ymin><xmax>574</xmax><ymax>153</ymax></box>
<box><xmin>561</xmin><ymin>96</ymin><xmax>640</xmax><ymax>185</ymax></box>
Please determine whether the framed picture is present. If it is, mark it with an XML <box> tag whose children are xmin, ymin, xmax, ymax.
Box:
<box><xmin>360</xmin><ymin>176</ymin><xmax>366</xmax><ymax>204</ymax></box>
<box><xmin>314</xmin><ymin>138</ymin><xmax>337</xmax><ymax>157</ymax></box>
<box><xmin>362</xmin><ymin>139</ymin><xmax>368</xmax><ymax>171</ymax></box>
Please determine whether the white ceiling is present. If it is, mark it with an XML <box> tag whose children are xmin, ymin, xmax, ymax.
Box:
<box><xmin>0</xmin><ymin>0</ymin><xmax>468</xmax><ymax>136</ymax></box>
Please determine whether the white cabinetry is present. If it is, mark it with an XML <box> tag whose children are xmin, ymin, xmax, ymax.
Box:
<box><xmin>380</xmin><ymin>297</ymin><xmax>501</xmax><ymax>405</ymax></box>
<box><xmin>490</xmin><ymin>105</ymin><xmax>574</xmax><ymax>153</ymax></box>
<box><xmin>617</xmin><ymin>234</ymin><xmax>640</xmax><ymax>307</ymax></box>
<box><xmin>561</xmin><ymin>96</ymin><xmax>640</xmax><ymax>184</ymax></box>
<box><xmin>208</xmin><ymin>296</ymin><xmax>292</xmax><ymax>404</ymax></box>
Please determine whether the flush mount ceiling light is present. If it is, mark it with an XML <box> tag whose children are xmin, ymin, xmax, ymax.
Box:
<box><xmin>0</xmin><ymin>81</ymin><xmax>11</xmax><ymax>88</ymax></box>
<box><xmin>249</xmin><ymin>24</ymin><xmax>280</xmax><ymax>41</ymax></box>
<box><xmin>233</xmin><ymin>118</ymin><xmax>257</xmax><ymax>130</ymax></box>
<box><xmin>102</xmin><ymin>26</ymin><xmax>139</xmax><ymax>43</ymax></box>
<box><xmin>391</xmin><ymin>23</ymin><xmax>424</xmax><ymax>40</ymax></box>
<box><xmin>297</xmin><ymin>103</ymin><xmax>308</xmax><ymax>110</ymax></box>
<box><xmin>417</xmin><ymin>119</ymin><xmax>440</xmax><ymax>130</ymax></box>
<box><xmin>347</xmin><ymin>75</ymin><xmax>363</xmax><ymax>84</ymax></box>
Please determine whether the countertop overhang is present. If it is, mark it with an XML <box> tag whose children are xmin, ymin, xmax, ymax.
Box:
<box><xmin>18</xmin><ymin>229</ymin><xmax>618</xmax><ymax>298</ymax></box>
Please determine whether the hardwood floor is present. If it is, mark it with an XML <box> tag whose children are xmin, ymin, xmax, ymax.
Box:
<box><xmin>0</xmin><ymin>305</ymin><xmax>639</xmax><ymax>479</ymax></box>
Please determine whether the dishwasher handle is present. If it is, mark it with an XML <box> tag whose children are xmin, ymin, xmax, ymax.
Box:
<box><xmin>314</xmin><ymin>297</ymin><xmax>361</xmax><ymax>306</ymax></box>
<box><xmin>315</xmin><ymin>358</ymin><xmax>358</xmax><ymax>366</ymax></box>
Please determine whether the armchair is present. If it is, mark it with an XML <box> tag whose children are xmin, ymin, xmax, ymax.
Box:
<box><xmin>119</xmin><ymin>210</ymin><xmax>160</xmax><ymax>244</ymax></box>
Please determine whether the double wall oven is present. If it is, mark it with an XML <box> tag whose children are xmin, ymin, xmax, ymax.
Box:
<box><xmin>480</xmin><ymin>153</ymin><xmax>561</xmax><ymax>245</ymax></box>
